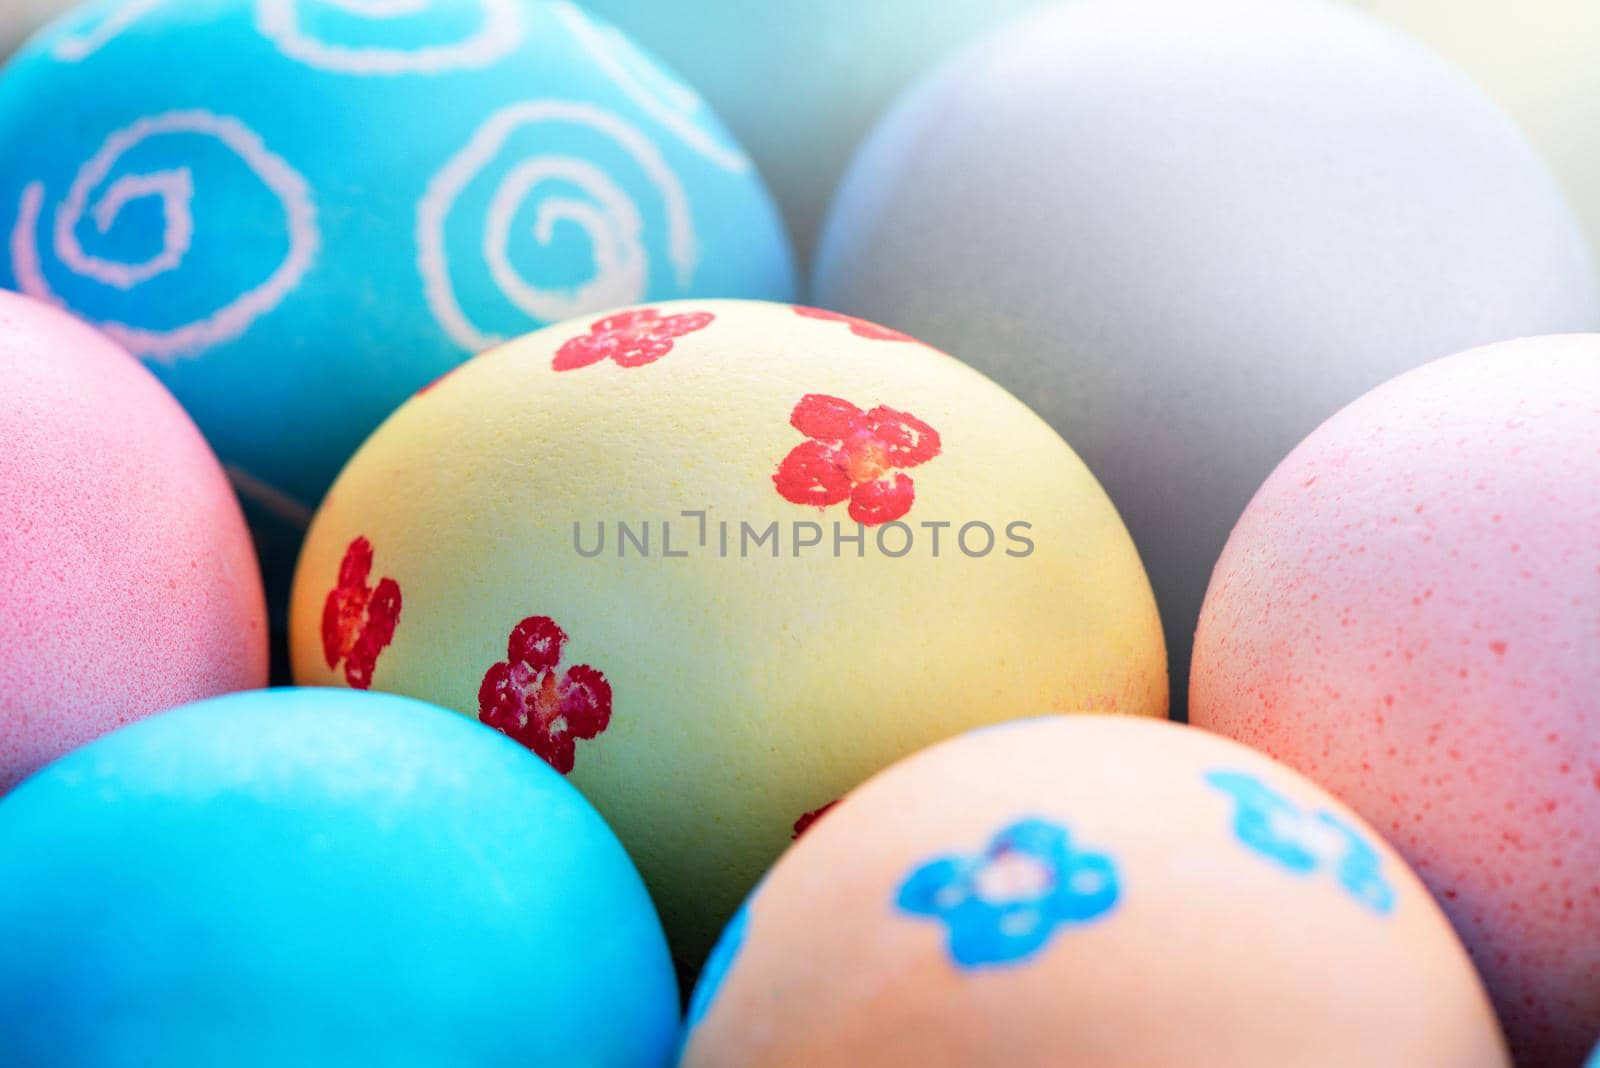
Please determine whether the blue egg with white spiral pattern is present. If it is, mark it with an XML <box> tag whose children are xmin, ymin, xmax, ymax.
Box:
<box><xmin>0</xmin><ymin>0</ymin><xmax>794</xmax><ymax>616</ymax></box>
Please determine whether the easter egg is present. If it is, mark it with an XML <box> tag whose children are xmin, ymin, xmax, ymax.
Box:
<box><xmin>1350</xmin><ymin>0</ymin><xmax>1600</xmax><ymax>261</ymax></box>
<box><xmin>680</xmin><ymin>716</ymin><xmax>1508</xmax><ymax>1066</ymax></box>
<box><xmin>0</xmin><ymin>688</ymin><xmax>679</xmax><ymax>1067</ymax></box>
<box><xmin>0</xmin><ymin>0</ymin><xmax>794</xmax><ymax>616</ymax></box>
<box><xmin>0</xmin><ymin>289</ymin><xmax>265</xmax><ymax>793</ymax></box>
<box><xmin>288</xmin><ymin>298</ymin><xmax>1168</xmax><ymax>961</ymax></box>
<box><xmin>812</xmin><ymin>0</ymin><xmax>1600</xmax><ymax>712</ymax></box>
<box><xmin>1190</xmin><ymin>336</ymin><xmax>1600</xmax><ymax>1065</ymax></box>
<box><xmin>581</xmin><ymin>0</ymin><xmax>1045</xmax><ymax>266</ymax></box>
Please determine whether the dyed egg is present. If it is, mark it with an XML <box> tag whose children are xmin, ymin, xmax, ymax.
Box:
<box><xmin>0</xmin><ymin>0</ymin><xmax>794</xmax><ymax>615</ymax></box>
<box><xmin>581</xmin><ymin>0</ymin><xmax>1045</xmax><ymax>265</ymax></box>
<box><xmin>1191</xmin><ymin>336</ymin><xmax>1600</xmax><ymax>1065</ymax></box>
<box><xmin>288</xmin><ymin>298</ymin><xmax>1167</xmax><ymax>960</ymax></box>
<box><xmin>681</xmin><ymin>716</ymin><xmax>1508</xmax><ymax>1066</ymax></box>
<box><xmin>0</xmin><ymin>688</ymin><xmax>679</xmax><ymax>1067</ymax></box>
<box><xmin>813</xmin><ymin>0</ymin><xmax>1600</xmax><ymax>710</ymax></box>
<box><xmin>0</xmin><ymin>289</ymin><xmax>265</xmax><ymax>793</ymax></box>
<box><xmin>1351</xmin><ymin>0</ymin><xmax>1600</xmax><ymax>261</ymax></box>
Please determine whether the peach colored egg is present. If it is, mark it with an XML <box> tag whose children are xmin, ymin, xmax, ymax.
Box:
<box><xmin>1191</xmin><ymin>335</ymin><xmax>1599</xmax><ymax>1066</ymax></box>
<box><xmin>0</xmin><ymin>291</ymin><xmax>267</xmax><ymax>792</ymax></box>
<box><xmin>680</xmin><ymin>716</ymin><xmax>1508</xmax><ymax>1067</ymax></box>
<box><xmin>288</xmin><ymin>298</ymin><xmax>1167</xmax><ymax>962</ymax></box>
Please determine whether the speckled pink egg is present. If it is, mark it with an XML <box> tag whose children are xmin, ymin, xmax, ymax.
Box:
<box><xmin>1191</xmin><ymin>334</ymin><xmax>1599</xmax><ymax>1067</ymax></box>
<box><xmin>0</xmin><ymin>291</ymin><xmax>267</xmax><ymax>792</ymax></box>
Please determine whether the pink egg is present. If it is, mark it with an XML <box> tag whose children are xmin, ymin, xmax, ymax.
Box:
<box><xmin>0</xmin><ymin>291</ymin><xmax>267</xmax><ymax>791</ymax></box>
<box><xmin>1192</xmin><ymin>334</ymin><xmax>1599</xmax><ymax>1066</ymax></box>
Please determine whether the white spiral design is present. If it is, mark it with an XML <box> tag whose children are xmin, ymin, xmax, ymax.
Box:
<box><xmin>416</xmin><ymin>99</ymin><xmax>697</xmax><ymax>353</ymax></box>
<box><xmin>9</xmin><ymin>110</ymin><xmax>320</xmax><ymax>362</ymax></box>
<box><xmin>50</xmin><ymin>0</ymin><xmax>163</xmax><ymax>62</ymax></box>
<box><xmin>551</xmin><ymin>2</ymin><xmax>751</xmax><ymax>174</ymax></box>
<box><xmin>254</xmin><ymin>0</ymin><xmax>524</xmax><ymax>75</ymax></box>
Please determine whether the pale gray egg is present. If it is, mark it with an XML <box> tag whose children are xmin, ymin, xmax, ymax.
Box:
<box><xmin>813</xmin><ymin>0</ymin><xmax>1600</xmax><ymax>712</ymax></box>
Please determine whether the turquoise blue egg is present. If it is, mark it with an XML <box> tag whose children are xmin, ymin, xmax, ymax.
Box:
<box><xmin>582</xmin><ymin>0</ymin><xmax>1045</xmax><ymax>265</ymax></box>
<box><xmin>0</xmin><ymin>0</ymin><xmax>794</xmax><ymax>614</ymax></box>
<box><xmin>0</xmin><ymin>688</ymin><xmax>680</xmax><ymax>1067</ymax></box>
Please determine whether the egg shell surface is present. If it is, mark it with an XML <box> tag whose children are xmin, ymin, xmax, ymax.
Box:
<box><xmin>813</xmin><ymin>0</ymin><xmax>1600</xmax><ymax>712</ymax></box>
<box><xmin>0</xmin><ymin>288</ymin><xmax>266</xmax><ymax>793</ymax></box>
<box><xmin>680</xmin><ymin>715</ymin><xmax>1508</xmax><ymax>1067</ymax></box>
<box><xmin>0</xmin><ymin>687</ymin><xmax>680</xmax><ymax>1067</ymax></box>
<box><xmin>288</xmin><ymin>298</ymin><xmax>1168</xmax><ymax>961</ymax></box>
<box><xmin>1191</xmin><ymin>335</ymin><xmax>1600</xmax><ymax>1066</ymax></box>
<box><xmin>0</xmin><ymin>0</ymin><xmax>794</xmax><ymax>615</ymax></box>
<box><xmin>1350</xmin><ymin>0</ymin><xmax>1600</xmax><ymax>263</ymax></box>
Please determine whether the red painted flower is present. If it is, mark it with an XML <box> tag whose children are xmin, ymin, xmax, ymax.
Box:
<box><xmin>321</xmin><ymin>536</ymin><xmax>401</xmax><ymax>690</ymax></box>
<box><xmin>793</xmin><ymin>800</ymin><xmax>839</xmax><ymax>839</ymax></box>
<box><xmin>553</xmin><ymin>308</ymin><xmax>714</xmax><ymax>371</ymax></box>
<box><xmin>774</xmin><ymin>393</ymin><xmax>941</xmax><ymax>525</ymax></box>
<box><xmin>478</xmin><ymin>616</ymin><xmax>612</xmax><ymax>774</ymax></box>
<box><xmin>793</xmin><ymin>304</ymin><xmax>914</xmax><ymax>343</ymax></box>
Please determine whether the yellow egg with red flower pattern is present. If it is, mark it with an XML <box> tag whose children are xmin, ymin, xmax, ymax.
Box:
<box><xmin>289</xmin><ymin>298</ymin><xmax>1165</xmax><ymax>961</ymax></box>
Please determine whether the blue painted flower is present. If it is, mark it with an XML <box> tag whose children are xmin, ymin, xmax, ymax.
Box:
<box><xmin>1206</xmin><ymin>769</ymin><xmax>1396</xmax><ymax>915</ymax></box>
<box><xmin>685</xmin><ymin>897</ymin><xmax>750</xmax><ymax>1033</ymax></box>
<box><xmin>1315</xmin><ymin>811</ymin><xmax>1397</xmax><ymax>914</ymax></box>
<box><xmin>896</xmin><ymin>817</ymin><xmax>1119</xmax><ymax>969</ymax></box>
<box><xmin>1205</xmin><ymin>770</ymin><xmax>1320</xmax><ymax>872</ymax></box>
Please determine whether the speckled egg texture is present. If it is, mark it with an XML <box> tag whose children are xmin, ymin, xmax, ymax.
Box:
<box><xmin>1191</xmin><ymin>334</ymin><xmax>1600</xmax><ymax>1066</ymax></box>
<box><xmin>0</xmin><ymin>289</ymin><xmax>266</xmax><ymax>792</ymax></box>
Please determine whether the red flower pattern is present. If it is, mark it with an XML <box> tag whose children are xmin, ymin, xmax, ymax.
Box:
<box><xmin>773</xmin><ymin>393</ymin><xmax>941</xmax><ymax>525</ymax></box>
<box><xmin>478</xmin><ymin>616</ymin><xmax>612</xmax><ymax>774</ymax></box>
<box><xmin>793</xmin><ymin>800</ymin><xmax>839</xmax><ymax>839</ymax></box>
<box><xmin>793</xmin><ymin>304</ymin><xmax>915</xmax><ymax>343</ymax></box>
<box><xmin>321</xmin><ymin>536</ymin><xmax>401</xmax><ymax>690</ymax></box>
<box><xmin>552</xmin><ymin>308</ymin><xmax>714</xmax><ymax>371</ymax></box>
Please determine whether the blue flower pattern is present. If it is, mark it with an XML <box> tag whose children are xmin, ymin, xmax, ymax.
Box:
<box><xmin>896</xmin><ymin>818</ymin><xmax>1119</xmax><ymax>969</ymax></box>
<box><xmin>1206</xmin><ymin>769</ymin><xmax>1396</xmax><ymax>914</ymax></box>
